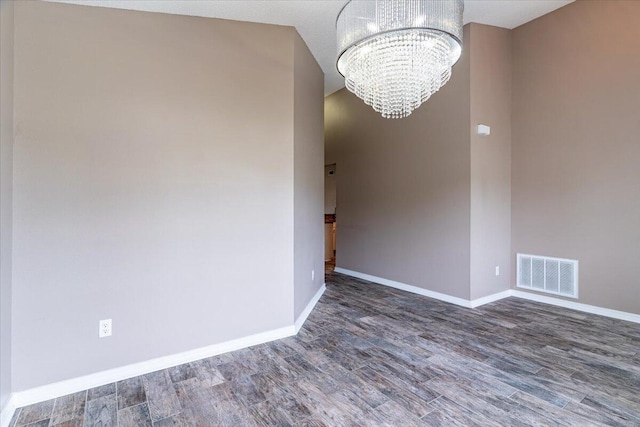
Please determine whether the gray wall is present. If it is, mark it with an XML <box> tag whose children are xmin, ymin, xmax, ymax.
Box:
<box><xmin>325</xmin><ymin>28</ymin><xmax>472</xmax><ymax>299</ymax></box>
<box><xmin>511</xmin><ymin>0</ymin><xmax>640</xmax><ymax>314</ymax></box>
<box><xmin>0</xmin><ymin>0</ymin><xmax>14</xmax><ymax>409</ymax></box>
<box><xmin>11</xmin><ymin>1</ymin><xmax>317</xmax><ymax>391</ymax></box>
<box><xmin>293</xmin><ymin>33</ymin><xmax>325</xmax><ymax>319</ymax></box>
<box><xmin>469</xmin><ymin>24</ymin><xmax>512</xmax><ymax>300</ymax></box>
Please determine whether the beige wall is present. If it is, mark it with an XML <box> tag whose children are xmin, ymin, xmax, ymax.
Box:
<box><xmin>469</xmin><ymin>24</ymin><xmax>512</xmax><ymax>300</ymax></box>
<box><xmin>511</xmin><ymin>0</ymin><xmax>640</xmax><ymax>314</ymax></box>
<box><xmin>0</xmin><ymin>0</ymin><xmax>14</xmax><ymax>409</ymax></box>
<box><xmin>293</xmin><ymin>33</ymin><xmax>325</xmax><ymax>319</ymax></box>
<box><xmin>11</xmin><ymin>1</ymin><xmax>322</xmax><ymax>391</ymax></box>
<box><xmin>325</xmin><ymin>28</ymin><xmax>472</xmax><ymax>299</ymax></box>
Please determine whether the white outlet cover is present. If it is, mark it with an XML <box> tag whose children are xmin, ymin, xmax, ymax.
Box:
<box><xmin>99</xmin><ymin>319</ymin><xmax>112</xmax><ymax>338</ymax></box>
<box><xmin>477</xmin><ymin>124</ymin><xmax>491</xmax><ymax>136</ymax></box>
<box><xmin>495</xmin><ymin>266</ymin><xmax>500</xmax><ymax>276</ymax></box>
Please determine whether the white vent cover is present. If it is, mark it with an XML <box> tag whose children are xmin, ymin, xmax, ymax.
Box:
<box><xmin>517</xmin><ymin>253</ymin><xmax>578</xmax><ymax>298</ymax></box>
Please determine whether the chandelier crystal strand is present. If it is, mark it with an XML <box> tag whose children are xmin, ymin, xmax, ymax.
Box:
<box><xmin>336</xmin><ymin>0</ymin><xmax>463</xmax><ymax>119</ymax></box>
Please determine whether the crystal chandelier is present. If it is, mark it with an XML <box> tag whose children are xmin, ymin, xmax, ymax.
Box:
<box><xmin>336</xmin><ymin>0</ymin><xmax>464</xmax><ymax>119</ymax></box>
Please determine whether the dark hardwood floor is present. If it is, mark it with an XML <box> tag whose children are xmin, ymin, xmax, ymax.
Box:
<box><xmin>10</xmin><ymin>271</ymin><xmax>640</xmax><ymax>426</ymax></box>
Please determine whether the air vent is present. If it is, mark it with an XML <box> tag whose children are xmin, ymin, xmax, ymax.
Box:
<box><xmin>517</xmin><ymin>253</ymin><xmax>578</xmax><ymax>298</ymax></box>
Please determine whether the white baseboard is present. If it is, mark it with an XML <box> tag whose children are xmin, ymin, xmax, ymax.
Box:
<box><xmin>3</xmin><ymin>284</ymin><xmax>328</xmax><ymax>418</ymax></box>
<box><xmin>294</xmin><ymin>283</ymin><xmax>326</xmax><ymax>333</ymax></box>
<box><xmin>0</xmin><ymin>395</ymin><xmax>17</xmax><ymax>427</ymax></box>
<box><xmin>334</xmin><ymin>267</ymin><xmax>507</xmax><ymax>308</ymax></box>
<box><xmin>9</xmin><ymin>325</ymin><xmax>296</xmax><ymax>410</ymax></box>
<box><xmin>333</xmin><ymin>268</ymin><xmax>640</xmax><ymax>323</ymax></box>
<box><xmin>511</xmin><ymin>290</ymin><xmax>640</xmax><ymax>324</ymax></box>
<box><xmin>469</xmin><ymin>290</ymin><xmax>513</xmax><ymax>308</ymax></box>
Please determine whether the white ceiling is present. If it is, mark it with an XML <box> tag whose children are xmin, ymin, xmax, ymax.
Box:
<box><xmin>45</xmin><ymin>0</ymin><xmax>573</xmax><ymax>95</ymax></box>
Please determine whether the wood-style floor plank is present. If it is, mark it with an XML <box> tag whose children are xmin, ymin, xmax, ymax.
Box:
<box><xmin>82</xmin><ymin>394</ymin><xmax>116</xmax><ymax>427</ymax></box>
<box><xmin>49</xmin><ymin>391</ymin><xmax>86</xmax><ymax>426</ymax></box>
<box><xmin>15</xmin><ymin>399</ymin><xmax>55</xmax><ymax>426</ymax></box>
<box><xmin>116</xmin><ymin>376</ymin><xmax>146</xmax><ymax>410</ymax></box>
<box><xmin>117</xmin><ymin>403</ymin><xmax>153</xmax><ymax>427</ymax></box>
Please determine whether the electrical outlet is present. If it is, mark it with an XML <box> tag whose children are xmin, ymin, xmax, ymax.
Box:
<box><xmin>495</xmin><ymin>266</ymin><xmax>500</xmax><ymax>276</ymax></box>
<box><xmin>99</xmin><ymin>319</ymin><xmax>112</xmax><ymax>338</ymax></box>
<box><xmin>311</xmin><ymin>270</ymin><xmax>315</xmax><ymax>281</ymax></box>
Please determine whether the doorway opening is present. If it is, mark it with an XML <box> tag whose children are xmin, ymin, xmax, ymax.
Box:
<box><xmin>325</xmin><ymin>164</ymin><xmax>336</xmax><ymax>272</ymax></box>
